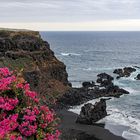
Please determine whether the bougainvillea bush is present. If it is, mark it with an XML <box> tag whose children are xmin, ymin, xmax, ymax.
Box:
<box><xmin>0</xmin><ymin>67</ymin><xmax>60</xmax><ymax>140</ymax></box>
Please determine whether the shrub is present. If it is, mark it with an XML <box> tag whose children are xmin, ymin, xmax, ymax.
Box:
<box><xmin>0</xmin><ymin>67</ymin><xmax>60</xmax><ymax>140</ymax></box>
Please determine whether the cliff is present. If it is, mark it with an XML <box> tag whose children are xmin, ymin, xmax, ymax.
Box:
<box><xmin>0</xmin><ymin>29</ymin><xmax>69</xmax><ymax>100</ymax></box>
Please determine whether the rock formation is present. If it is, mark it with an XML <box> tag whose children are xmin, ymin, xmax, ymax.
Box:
<box><xmin>135</xmin><ymin>74</ymin><xmax>140</xmax><ymax>80</ymax></box>
<box><xmin>96</xmin><ymin>73</ymin><xmax>114</xmax><ymax>87</ymax></box>
<box><xmin>82</xmin><ymin>81</ymin><xmax>95</xmax><ymax>88</ymax></box>
<box><xmin>113</xmin><ymin>67</ymin><xmax>136</xmax><ymax>79</ymax></box>
<box><xmin>76</xmin><ymin>99</ymin><xmax>107</xmax><ymax>124</ymax></box>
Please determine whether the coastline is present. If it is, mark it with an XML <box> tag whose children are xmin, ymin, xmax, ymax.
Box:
<box><xmin>57</xmin><ymin>109</ymin><xmax>126</xmax><ymax>140</ymax></box>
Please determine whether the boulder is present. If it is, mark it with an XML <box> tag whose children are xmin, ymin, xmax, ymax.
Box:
<box><xmin>82</xmin><ymin>81</ymin><xmax>95</xmax><ymax>88</ymax></box>
<box><xmin>96</xmin><ymin>73</ymin><xmax>114</xmax><ymax>87</ymax></box>
<box><xmin>124</xmin><ymin>67</ymin><xmax>136</xmax><ymax>73</ymax></box>
<box><xmin>135</xmin><ymin>74</ymin><xmax>140</xmax><ymax>80</ymax></box>
<box><xmin>76</xmin><ymin>99</ymin><xmax>107</xmax><ymax>124</ymax></box>
<box><xmin>113</xmin><ymin>68</ymin><xmax>123</xmax><ymax>75</ymax></box>
<box><xmin>113</xmin><ymin>67</ymin><xmax>136</xmax><ymax>79</ymax></box>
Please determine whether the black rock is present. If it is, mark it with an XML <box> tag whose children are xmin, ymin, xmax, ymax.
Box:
<box><xmin>113</xmin><ymin>68</ymin><xmax>123</xmax><ymax>75</ymax></box>
<box><xmin>76</xmin><ymin>99</ymin><xmax>107</xmax><ymax>124</ymax></box>
<box><xmin>124</xmin><ymin>67</ymin><xmax>136</xmax><ymax>73</ymax></box>
<box><xmin>82</xmin><ymin>81</ymin><xmax>95</xmax><ymax>88</ymax></box>
<box><xmin>96</xmin><ymin>73</ymin><xmax>114</xmax><ymax>87</ymax></box>
<box><xmin>56</xmin><ymin>84</ymin><xmax>129</xmax><ymax>109</ymax></box>
<box><xmin>113</xmin><ymin>67</ymin><xmax>136</xmax><ymax>79</ymax></box>
<box><xmin>56</xmin><ymin>88</ymin><xmax>96</xmax><ymax>108</ymax></box>
<box><xmin>135</xmin><ymin>74</ymin><xmax>140</xmax><ymax>80</ymax></box>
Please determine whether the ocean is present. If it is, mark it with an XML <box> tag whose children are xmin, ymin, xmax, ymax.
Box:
<box><xmin>40</xmin><ymin>31</ymin><xmax>140</xmax><ymax>140</ymax></box>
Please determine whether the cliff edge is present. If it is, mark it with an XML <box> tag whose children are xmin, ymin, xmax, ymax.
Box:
<box><xmin>0</xmin><ymin>29</ymin><xmax>69</xmax><ymax>100</ymax></box>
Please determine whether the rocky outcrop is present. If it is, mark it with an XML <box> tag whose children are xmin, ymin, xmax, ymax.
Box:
<box><xmin>57</xmin><ymin>83</ymin><xmax>129</xmax><ymax>108</ymax></box>
<box><xmin>0</xmin><ymin>29</ymin><xmax>69</xmax><ymax>100</ymax></box>
<box><xmin>135</xmin><ymin>74</ymin><xmax>140</xmax><ymax>80</ymax></box>
<box><xmin>113</xmin><ymin>67</ymin><xmax>136</xmax><ymax>79</ymax></box>
<box><xmin>96</xmin><ymin>73</ymin><xmax>114</xmax><ymax>87</ymax></box>
<box><xmin>82</xmin><ymin>81</ymin><xmax>95</xmax><ymax>88</ymax></box>
<box><xmin>57</xmin><ymin>72</ymin><xmax>129</xmax><ymax>108</ymax></box>
<box><xmin>76</xmin><ymin>99</ymin><xmax>107</xmax><ymax>124</ymax></box>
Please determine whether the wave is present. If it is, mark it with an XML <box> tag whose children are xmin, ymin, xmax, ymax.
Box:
<box><xmin>69</xmin><ymin>99</ymin><xmax>140</xmax><ymax>140</ymax></box>
<box><xmin>104</xmin><ymin>106</ymin><xmax>140</xmax><ymax>140</ymax></box>
<box><xmin>83</xmin><ymin>67</ymin><xmax>92</xmax><ymax>71</ymax></box>
<box><xmin>114</xmin><ymin>69</ymin><xmax>140</xmax><ymax>82</ymax></box>
<box><xmin>122</xmin><ymin>130</ymin><xmax>140</xmax><ymax>140</ymax></box>
<box><xmin>61</xmin><ymin>52</ymin><xmax>81</xmax><ymax>56</ymax></box>
<box><xmin>122</xmin><ymin>87</ymin><xmax>140</xmax><ymax>95</ymax></box>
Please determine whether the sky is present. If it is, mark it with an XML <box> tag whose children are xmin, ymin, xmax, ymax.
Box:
<box><xmin>0</xmin><ymin>0</ymin><xmax>140</xmax><ymax>31</ymax></box>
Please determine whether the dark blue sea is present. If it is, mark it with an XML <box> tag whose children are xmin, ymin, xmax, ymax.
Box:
<box><xmin>41</xmin><ymin>31</ymin><xmax>140</xmax><ymax>140</ymax></box>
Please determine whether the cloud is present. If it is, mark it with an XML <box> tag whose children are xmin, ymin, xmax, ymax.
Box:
<box><xmin>0</xmin><ymin>0</ymin><xmax>140</xmax><ymax>30</ymax></box>
<box><xmin>0</xmin><ymin>0</ymin><xmax>140</xmax><ymax>23</ymax></box>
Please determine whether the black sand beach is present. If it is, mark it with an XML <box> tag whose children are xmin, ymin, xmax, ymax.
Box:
<box><xmin>58</xmin><ymin>109</ymin><xmax>126</xmax><ymax>140</ymax></box>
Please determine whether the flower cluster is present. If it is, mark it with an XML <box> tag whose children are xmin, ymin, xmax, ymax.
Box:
<box><xmin>0</xmin><ymin>67</ymin><xmax>60</xmax><ymax>140</ymax></box>
<box><xmin>0</xmin><ymin>97</ymin><xmax>19</xmax><ymax>111</ymax></box>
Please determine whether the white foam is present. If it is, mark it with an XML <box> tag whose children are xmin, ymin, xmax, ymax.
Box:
<box><xmin>105</xmin><ymin>106</ymin><xmax>140</xmax><ymax>140</ymax></box>
<box><xmin>114</xmin><ymin>69</ymin><xmax>140</xmax><ymax>82</ymax></box>
<box><xmin>70</xmin><ymin>100</ymin><xmax>140</xmax><ymax>140</ymax></box>
<box><xmin>123</xmin><ymin>87</ymin><xmax>140</xmax><ymax>95</ymax></box>
<box><xmin>83</xmin><ymin>67</ymin><xmax>92</xmax><ymax>71</ymax></box>
<box><xmin>69</xmin><ymin>68</ymin><xmax>140</xmax><ymax>140</ymax></box>
<box><xmin>122</xmin><ymin>131</ymin><xmax>140</xmax><ymax>140</ymax></box>
<box><xmin>61</xmin><ymin>52</ymin><xmax>81</xmax><ymax>56</ymax></box>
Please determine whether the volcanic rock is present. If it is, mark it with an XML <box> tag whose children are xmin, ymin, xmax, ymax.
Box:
<box><xmin>113</xmin><ymin>67</ymin><xmax>136</xmax><ymax>79</ymax></box>
<box><xmin>0</xmin><ymin>29</ymin><xmax>70</xmax><ymax>100</ymax></box>
<box><xmin>96</xmin><ymin>73</ymin><xmax>114</xmax><ymax>87</ymax></box>
<box><xmin>76</xmin><ymin>99</ymin><xmax>107</xmax><ymax>124</ymax></box>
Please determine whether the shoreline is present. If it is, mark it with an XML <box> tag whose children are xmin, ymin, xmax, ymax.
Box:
<box><xmin>57</xmin><ymin>109</ymin><xmax>126</xmax><ymax>140</ymax></box>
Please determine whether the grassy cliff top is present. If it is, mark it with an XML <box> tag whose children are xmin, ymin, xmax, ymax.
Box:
<box><xmin>0</xmin><ymin>28</ymin><xmax>32</xmax><ymax>31</ymax></box>
<box><xmin>0</xmin><ymin>28</ymin><xmax>40</xmax><ymax>38</ymax></box>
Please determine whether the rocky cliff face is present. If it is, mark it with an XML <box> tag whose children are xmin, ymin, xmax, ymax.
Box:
<box><xmin>0</xmin><ymin>29</ymin><xmax>69</xmax><ymax>99</ymax></box>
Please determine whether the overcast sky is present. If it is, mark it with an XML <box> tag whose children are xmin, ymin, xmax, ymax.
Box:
<box><xmin>0</xmin><ymin>0</ymin><xmax>140</xmax><ymax>30</ymax></box>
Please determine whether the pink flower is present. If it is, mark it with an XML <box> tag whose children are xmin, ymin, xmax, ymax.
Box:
<box><xmin>0</xmin><ymin>128</ymin><xmax>5</xmax><ymax>139</ymax></box>
<box><xmin>0</xmin><ymin>97</ymin><xmax>19</xmax><ymax>111</ymax></box>
<box><xmin>0</xmin><ymin>67</ymin><xmax>11</xmax><ymax>77</ymax></box>
<box><xmin>0</xmin><ymin>76</ymin><xmax>16</xmax><ymax>91</ymax></box>
<box><xmin>0</xmin><ymin>114</ymin><xmax>19</xmax><ymax>135</ymax></box>
<box><xmin>23</xmin><ymin>83</ymin><xmax>30</xmax><ymax>91</ymax></box>
<box><xmin>25</xmin><ymin>91</ymin><xmax>37</xmax><ymax>99</ymax></box>
<box><xmin>24</xmin><ymin>115</ymin><xmax>36</xmax><ymax>122</ymax></box>
<box><xmin>33</xmin><ymin>106</ymin><xmax>40</xmax><ymax>115</ymax></box>
<box><xmin>16</xmin><ymin>83</ymin><xmax>24</xmax><ymax>89</ymax></box>
<box><xmin>0</xmin><ymin>67</ymin><xmax>60</xmax><ymax>140</ymax></box>
<box><xmin>10</xmin><ymin>135</ymin><xmax>16</xmax><ymax>140</ymax></box>
<box><xmin>10</xmin><ymin>135</ymin><xmax>23</xmax><ymax>140</ymax></box>
<box><xmin>19</xmin><ymin>121</ymin><xmax>37</xmax><ymax>137</ymax></box>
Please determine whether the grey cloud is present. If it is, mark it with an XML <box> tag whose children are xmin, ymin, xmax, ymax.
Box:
<box><xmin>0</xmin><ymin>0</ymin><xmax>140</xmax><ymax>22</ymax></box>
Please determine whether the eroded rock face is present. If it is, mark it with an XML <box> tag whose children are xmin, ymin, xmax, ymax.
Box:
<box><xmin>113</xmin><ymin>67</ymin><xmax>136</xmax><ymax>79</ymax></box>
<box><xmin>76</xmin><ymin>99</ymin><xmax>107</xmax><ymax>124</ymax></box>
<box><xmin>0</xmin><ymin>30</ymin><xmax>69</xmax><ymax>98</ymax></box>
